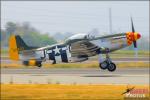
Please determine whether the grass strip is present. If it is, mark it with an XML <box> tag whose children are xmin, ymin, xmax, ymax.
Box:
<box><xmin>1</xmin><ymin>84</ymin><xmax>149</xmax><ymax>100</ymax></box>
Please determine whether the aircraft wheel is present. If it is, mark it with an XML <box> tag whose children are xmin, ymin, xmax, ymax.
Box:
<box><xmin>37</xmin><ymin>63</ymin><xmax>42</xmax><ymax>68</ymax></box>
<box><xmin>99</xmin><ymin>61</ymin><xmax>108</xmax><ymax>69</ymax></box>
<box><xmin>107</xmin><ymin>63</ymin><xmax>116</xmax><ymax>72</ymax></box>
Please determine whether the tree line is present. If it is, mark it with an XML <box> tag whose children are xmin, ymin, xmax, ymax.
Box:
<box><xmin>1</xmin><ymin>22</ymin><xmax>57</xmax><ymax>48</ymax></box>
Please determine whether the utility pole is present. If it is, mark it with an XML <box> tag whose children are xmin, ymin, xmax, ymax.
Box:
<box><xmin>109</xmin><ymin>8</ymin><xmax>112</xmax><ymax>34</ymax></box>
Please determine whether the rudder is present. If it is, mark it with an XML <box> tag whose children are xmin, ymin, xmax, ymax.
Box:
<box><xmin>9</xmin><ymin>35</ymin><xmax>19</xmax><ymax>60</ymax></box>
<box><xmin>9</xmin><ymin>35</ymin><xmax>36</xmax><ymax>60</ymax></box>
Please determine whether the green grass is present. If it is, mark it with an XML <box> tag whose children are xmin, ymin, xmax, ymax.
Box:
<box><xmin>1</xmin><ymin>49</ymin><xmax>9</xmax><ymax>55</ymax></box>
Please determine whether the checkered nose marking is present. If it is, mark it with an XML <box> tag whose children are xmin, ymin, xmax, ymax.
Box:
<box><xmin>126</xmin><ymin>32</ymin><xmax>141</xmax><ymax>46</ymax></box>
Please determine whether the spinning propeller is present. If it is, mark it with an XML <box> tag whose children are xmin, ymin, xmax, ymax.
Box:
<box><xmin>130</xmin><ymin>17</ymin><xmax>141</xmax><ymax>57</ymax></box>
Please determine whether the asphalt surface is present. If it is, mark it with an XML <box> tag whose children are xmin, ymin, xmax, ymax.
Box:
<box><xmin>1</xmin><ymin>57</ymin><xmax>149</xmax><ymax>63</ymax></box>
<box><xmin>1</xmin><ymin>68</ymin><xmax>149</xmax><ymax>74</ymax></box>
<box><xmin>1</xmin><ymin>68</ymin><xmax>149</xmax><ymax>85</ymax></box>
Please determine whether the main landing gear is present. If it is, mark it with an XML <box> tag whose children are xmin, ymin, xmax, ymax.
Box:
<box><xmin>99</xmin><ymin>48</ymin><xmax>116</xmax><ymax>72</ymax></box>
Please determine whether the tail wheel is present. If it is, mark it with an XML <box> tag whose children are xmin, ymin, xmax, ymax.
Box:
<box><xmin>37</xmin><ymin>64</ymin><xmax>42</xmax><ymax>67</ymax></box>
<box><xmin>37</xmin><ymin>62</ymin><xmax>42</xmax><ymax>67</ymax></box>
<box><xmin>99</xmin><ymin>61</ymin><xmax>108</xmax><ymax>69</ymax></box>
<box><xmin>107</xmin><ymin>63</ymin><xmax>116</xmax><ymax>72</ymax></box>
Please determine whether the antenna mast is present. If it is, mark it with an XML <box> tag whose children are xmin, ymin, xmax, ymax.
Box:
<box><xmin>109</xmin><ymin>8</ymin><xmax>112</xmax><ymax>34</ymax></box>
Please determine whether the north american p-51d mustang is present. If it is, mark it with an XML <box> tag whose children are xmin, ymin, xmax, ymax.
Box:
<box><xmin>9</xmin><ymin>18</ymin><xmax>141</xmax><ymax>72</ymax></box>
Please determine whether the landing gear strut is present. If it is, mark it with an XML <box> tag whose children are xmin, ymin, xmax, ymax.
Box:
<box><xmin>52</xmin><ymin>60</ymin><xmax>56</xmax><ymax>64</ymax></box>
<box><xmin>99</xmin><ymin>48</ymin><xmax>116</xmax><ymax>72</ymax></box>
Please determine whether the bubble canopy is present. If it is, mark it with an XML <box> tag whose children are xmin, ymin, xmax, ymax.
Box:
<box><xmin>65</xmin><ymin>33</ymin><xmax>87</xmax><ymax>43</ymax></box>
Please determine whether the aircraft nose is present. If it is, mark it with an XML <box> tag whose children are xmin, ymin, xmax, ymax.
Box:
<box><xmin>134</xmin><ymin>32</ymin><xmax>141</xmax><ymax>40</ymax></box>
<box><xmin>137</xmin><ymin>33</ymin><xmax>141</xmax><ymax>39</ymax></box>
<box><xmin>126</xmin><ymin>32</ymin><xmax>141</xmax><ymax>46</ymax></box>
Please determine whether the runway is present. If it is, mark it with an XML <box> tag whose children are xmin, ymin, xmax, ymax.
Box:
<box><xmin>1</xmin><ymin>57</ymin><xmax>149</xmax><ymax>63</ymax></box>
<box><xmin>1</xmin><ymin>68</ymin><xmax>149</xmax><ymax>85</ymax></box>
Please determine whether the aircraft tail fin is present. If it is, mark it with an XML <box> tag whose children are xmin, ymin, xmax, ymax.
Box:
<box><xmin>9</xmin><ymin>35</ymin><xmax>37</xmax><ymax>60</ymax></box>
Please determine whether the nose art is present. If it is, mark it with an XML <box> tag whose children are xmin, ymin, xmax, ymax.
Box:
<box><xmin>126</xmin><ymin>32</ymin><xmax>132</xmax><ymax>45</ymax></box>
<box><xmin>134</xmin><ymin>32</ymin><xmax>141</xmax><ymax>40</ymax></box>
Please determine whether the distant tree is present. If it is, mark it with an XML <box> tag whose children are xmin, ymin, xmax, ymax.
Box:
<box><xmin>40</xmin><ymin>33</ymin><xmax>56</xmax><ymax>46</ymax></box>
<box><xmin>1</xmin><ymin>30</ymin><xmax>8</xmax><ymax>47</ymax></box>
<box><xmin>1</xmin><ymin>22</ymin><xmax>57</xmax><ymax>48</ymax></box>
<box><xmin>5</xmin><ymin>22</ymin><xmax>17</xmax><ymax>35</ymax></box>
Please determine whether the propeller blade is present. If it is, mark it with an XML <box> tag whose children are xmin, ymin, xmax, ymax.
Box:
<box><xmin>133</xmin><ymin>41</ymin><xmax>138</xmax><ymax>58</ymax></box>
<box><xmin>130</xmin><ymin>17</ymin><xmax>139</xmax><ymax>59</ymax></box>
<box><xmin>131</xmin><ymin>17</ymin><xmax>137</xmax><ymax>48</ymax></box>
<box><xmin>133</xmin><ymin>41</ymin><xmax>137</xmax><ymax>48</ymax></box>
<box><xmin>131</xmin><ymin>17</ymin><xmax>135</xmax><ymax>33</ymax></box>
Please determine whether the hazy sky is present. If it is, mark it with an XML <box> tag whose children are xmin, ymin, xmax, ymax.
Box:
<box><xmin>1</xmin><ymin>1</ymin><xmax>149</xmax><ymax>36</ymax></box>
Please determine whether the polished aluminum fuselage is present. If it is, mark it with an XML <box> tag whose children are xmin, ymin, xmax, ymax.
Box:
<box><xmin>19</xmin><ymin>33</ymin><xmax>129</xmax><ymax>63</ymax></box>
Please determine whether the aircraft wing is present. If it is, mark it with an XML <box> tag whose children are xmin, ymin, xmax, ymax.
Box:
<box><xmin>67</xmin><ymin>40</ymin><xmax>100</xmax><ymax>57</ymax></box>
<box><xmin>65</xmin><ymin>33</ymin><xmax>127</xmax><ymax>58</ymax></box>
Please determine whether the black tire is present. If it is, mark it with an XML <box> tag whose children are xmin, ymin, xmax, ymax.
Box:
<box><xmin>107</xmin><ymin>63</ymin><xmax>116</xmax><ymax>72</ymax></box>
<box><xmin>37</xmin><ymin>63</ymin><xmax>42</xmax><ymax>68</ymax></box>
<box><xmin>99</xmin><ymin>61</ymin><xmax>108</xmax><ymax>69</ymax></box>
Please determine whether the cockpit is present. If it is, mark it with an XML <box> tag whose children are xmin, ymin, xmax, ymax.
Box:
<box><xmin>65</xmin><ymin>33</ymin><xmax>87</xmax><ymax>43</ymax></box>
<box><xmin>68</xmin><ymin>33</ymin><xmax>87</xmax><ymax>40</ymax></box>
<box><xmin>65</xmin><ymin>33</ymin><xmax>96</xmax><ymax>44</ymax></box>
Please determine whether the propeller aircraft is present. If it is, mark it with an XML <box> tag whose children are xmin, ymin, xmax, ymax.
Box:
<box><xmin>9</xmin><ymin>18</ymin><xmax>141</xmax><ymax>72</ymax></box>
